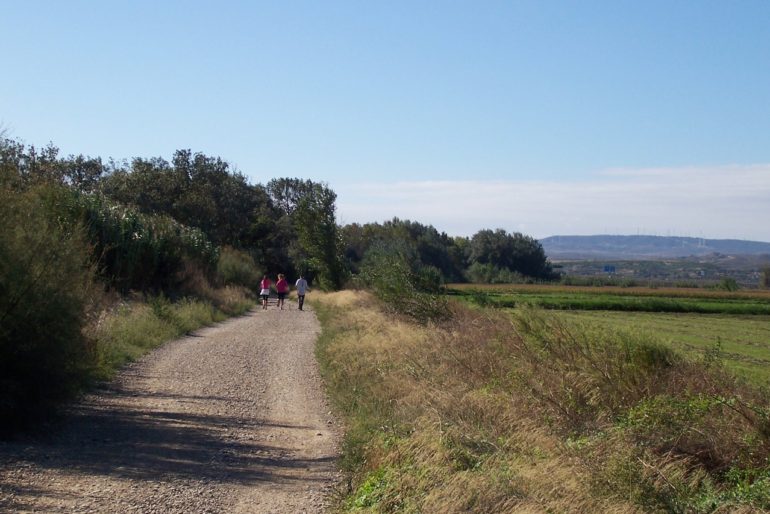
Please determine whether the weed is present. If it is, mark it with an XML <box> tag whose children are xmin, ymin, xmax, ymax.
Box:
<box><xmin>314</xmin><ymin>290</ymin><xmax>770</xmax><ymax>512</ymax></box>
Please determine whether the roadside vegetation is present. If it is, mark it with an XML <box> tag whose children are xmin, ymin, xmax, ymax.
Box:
<box><xmin>7</xmin><ymin>131</ymin><xmax>769</xmax><ymax>512</ymax></box>
<box><xmin>0</xmin><ymin>134</ymin><xmax>557</xmax><ymax>435</ymax></box>
<box><xmin>0</xmin><ymin>172</ymin><xmax>255</xmax><ymax>434</ymax></box>
<box><xmin>315</xmin><ymin>290</ymin><xmax>770</xmax><ymax>512</ymax></box>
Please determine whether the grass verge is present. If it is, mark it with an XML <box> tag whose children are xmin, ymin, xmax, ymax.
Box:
<box><xmin>91</xmin><ymin>287</ymin><xmax>254</xmax><ymax>381</ymax></box>
<box><xmin>314</xmin><ymin>290</ymin><xmax>770</xmax><ymax>513</ymax></box>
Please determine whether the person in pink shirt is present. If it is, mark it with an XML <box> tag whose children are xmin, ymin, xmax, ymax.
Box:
<box><xmin>259</xmin><ymin>275</ymin><xmax>271</xmax><ymax>310</ymax></box>
<box><xmin>275</xmin><ymin>273</ymin><xmax>289</xmax><ymax>310</ymax></box>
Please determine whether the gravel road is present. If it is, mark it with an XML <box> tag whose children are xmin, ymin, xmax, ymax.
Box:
<box><xmin>0</xmin><ymin>301</ymin><xmax>341</xmax><ymax>513</ymax></box>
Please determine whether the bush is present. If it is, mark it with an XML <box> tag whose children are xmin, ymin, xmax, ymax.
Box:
<box><xmin>358</xmin><ymin>244</ymin><xmax>447</xmax><ymax>322</ymax></box>
<box><xmin>0</xmin><ymin>183</ymin><xmax>98</xmax><ymax>433</ymax></box>
<box><xmin>74</xmin><ymin>193</ymin><xmax>219</xmax><ymax>294</ymax></box>
<box><xmin>216</xmin><ymin>246</ymin><xmax>261</xmax><ymax>289</ymax></box>
<box><xmin>465</xmin><ymin>262</ymin><xmax>525</xmax><ymax>284</ymax></box>
<box><xmin>713</xmin><ymin>277</ymin><xmax>740</xmax><ymax>292</ymax></box>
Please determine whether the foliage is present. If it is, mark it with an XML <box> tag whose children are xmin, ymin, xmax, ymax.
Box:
<box><xmin>561</xmin><ymin>274</ymin><xmax>643</xmax><ymax>287</ymax></box>
<box><xmin>0</xmin><ymin>139</ymin><xmax>258</xmax><ymax>435</ymax></box>
<box><xmin>465</xmin><ymin>261</ymin><xmax>526</xmax><ymax>284</ymax></box>
<box><xmin>358</xmin><ymin>241</ymin><xmax>448</xmax><ymax>322</ymax></box>
<box><xmin>713</xmin><ymin>277</ymin><xmax>740</xmax><ymax>291</ymax></box>
<box><xmin>0</xmin><ymin>137</ymin><xmax>105</xmax><ymax>192</ymax></box>
<box><xmin>267</xmin><ymin>178</ymin><xmax>347</xmax><ymax>289</ymax></box>
<box><xmin>100</xmin><ymin>149</ymin><xmax>281</xmax><ymax>268</ymax></box>
<box><xmin>342</xmin><ymin>218</ymin><xmax>467</xmax><ymax>282</ymax></box>
<box><xmin>468</xmin><ymin>228</ymin><xmax>556</xmax><ymax>280</ymax></box>
<box><xmin>75</xmin><ymin>193</ymin><xmax>219</xmax><ymax>294</ymax></box>
<box><xmin>314</xmin><ymin>291</ymin><xmax>770</xmax><ymax>512</ymax></box>
<box><xmin>216</xmin><ymin>246</ymin><xmax>261</xmax><ymax>289</ymax></box>
<box><xmin>0</xmin><ymin>182</ymin><xmax>98</xmax><ymax>433</ymax></box>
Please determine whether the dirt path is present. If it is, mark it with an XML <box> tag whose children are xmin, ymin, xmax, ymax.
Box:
<box><xmin>0</xmin><ymin>301</ymin><xmax>341</xmax><ymax>513</ymax></box>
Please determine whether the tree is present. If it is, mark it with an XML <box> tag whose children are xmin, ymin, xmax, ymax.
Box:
<box><xmin>267</xmin><ymin>178</ymin><xmax>347</xmax><ymax>289</ymax></box>
<box><xmin>0</xmin><ymin>138</ymin><xmax>104</xmax><ymax>191</ymax></box>
<box><xmin>341</xmin><ymin>218</ymin><xmax>466</xmax><ymax>282</ymax></box>
<box><xmin>101</xmin><ymin>150</ymin><xmax>279</xmax><ymax>257</ymax></box>
<box><xmin>469</xmin><ymin>229</ymin><xmax>554</xmax><ymax>280</ymax></box>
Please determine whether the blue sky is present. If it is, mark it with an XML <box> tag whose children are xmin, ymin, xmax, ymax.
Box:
<box><xmin>2</xmin><ymin>1</ymin><xmax>770</xmax><ymax>240</ymax></box>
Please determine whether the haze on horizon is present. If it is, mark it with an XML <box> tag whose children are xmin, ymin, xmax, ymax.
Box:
<box><xmin>2</xmin><ymin>1</ymin><xmax>769</xmax><ymax>242</ymax></box>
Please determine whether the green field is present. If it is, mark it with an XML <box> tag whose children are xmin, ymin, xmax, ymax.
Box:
<box><xmin>449</xmin><ymin>284</ymin><xmax>770</xmax><ymax>385</ymax></box>
<box><xmin>551</xmin><ymin>310</ymin><xmax>770</xmax><ymax>385</ymax></box>
<box><xmin>449</xmin><ymin>283</ymin><xmax>770</xmax><ymax>315</ymax></box>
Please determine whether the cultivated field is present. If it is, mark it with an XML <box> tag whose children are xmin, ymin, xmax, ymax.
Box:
<box><xmin>450</xmin><ymin>283</ymin><xmax>770</xmax><ymax>385</ymax></box>
<box><xmin>554</xmin><ymin>311</ymin><xmax>770</xmax><ymax>385</ymax></box>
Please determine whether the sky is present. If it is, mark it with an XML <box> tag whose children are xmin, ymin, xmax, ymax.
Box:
<box><xmin>2</xmin><ymin>1</ymin><xmax>769</xmax><ymax>241</ymax></box>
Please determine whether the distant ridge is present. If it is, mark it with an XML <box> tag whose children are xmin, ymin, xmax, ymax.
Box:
<box><xmin>540</xmin><ymin>235</ymin><xmax>770</xmax><ymax>259</ymax></box>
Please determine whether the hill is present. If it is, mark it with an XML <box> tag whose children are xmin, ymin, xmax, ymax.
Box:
<box><xmin>540</xmin><ymin>235</ymin><xmax>770</xmax><ymax>259</ymax></box>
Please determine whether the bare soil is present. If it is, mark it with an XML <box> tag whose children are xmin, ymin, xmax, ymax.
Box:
<box><xmin>0</xmin><ymin>301</ymin><xmax>341</xmax><ymax>513</ymax></box>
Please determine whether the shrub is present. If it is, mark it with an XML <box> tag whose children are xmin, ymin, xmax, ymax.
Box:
<box><xmin>216</xmin><ymin>246</ymin><xmax>261</xmax><ymax>289</ymax></box>
<box><xmin>73</xmin><ymin>193</ymin><xmax>219</xmax><ymax>294</ymax></box>
<box><xmin>761</xmin><ymin>267</ymin><xmax>770</xmax><ymax>289</ymax></box>
<box><xmin>358</xmin><ymin>243</ymin><xmax>447</xmax><ymax>322</ymax></box>
<box><xmin>714</xmin><ymin>277</ymin><xmax>740</xmax><ymax>292</ymax></box>
<box><xmin>465</xmin><ymin>262</ymin><xmax>525</xmax><ymax>284</ymax></box>
<box><xmin>0</xmin><ymin>183</ymin><xmax>98</xmax><ymax>433</ymax></box>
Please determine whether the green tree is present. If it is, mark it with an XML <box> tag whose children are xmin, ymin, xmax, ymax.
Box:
<box><xmin>342</xmin><ymin>218</ymin><xmax>466</xmax><ymax>282</ymax></box>
<box><xmin>101</xmin><ymin>150</ymin><xmax>281</xmax><ymax>269</ymax></box>
<box><xmin>268</xmin><ymin>178</ymin><xmax>347</xmax><ymax>289</ymax></box>
<box><xmin>0</xmin><ymin>138</ymin><xmax>105</xmax><ymax>192</ymax></box>
<box><xmin>469</xmin><ymin>229</ymin><xmax>554</xmax><ymax>280</ymax></box>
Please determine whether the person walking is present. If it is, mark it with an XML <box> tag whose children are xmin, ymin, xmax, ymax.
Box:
<box><xmin>275</xmin><ymin>273</ymin><xmax>289</xmax><ymax>310</ymax></box>
<box><xmin>259</xmin><ymin>275</ymin><xmax>271</xmax><ymax>310</ymax></box>
<box><xmin>295</xmin><ymin>275</ymin><xmax>309</xmax><ymax>311</ymax></box>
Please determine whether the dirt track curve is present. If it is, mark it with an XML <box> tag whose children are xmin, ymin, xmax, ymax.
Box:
<box><xmin>0</xmin><ymin>300</ymin><xmax>341</xmax><ymax>513</ymax></box>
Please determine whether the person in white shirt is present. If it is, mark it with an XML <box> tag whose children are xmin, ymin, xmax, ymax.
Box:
<box><xmin>295</xmin><ymin>275</ymin><xmax>309</xmax><ymax>311</ymax></box>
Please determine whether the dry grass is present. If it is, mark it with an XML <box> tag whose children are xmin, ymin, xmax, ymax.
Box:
<box><xmin>314</xmin><ymin>291</ymin><xmax>770</xmax><ymax>513</ymax></box>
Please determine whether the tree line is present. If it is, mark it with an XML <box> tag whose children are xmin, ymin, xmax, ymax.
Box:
<box><xmin>0</xmin><ymin>137</ymin><xmax>555</xmax><ymax>431</ymax></box>
<box><xmin>2</xmin><ymin>138</ymin><xmax>556</xmax><ymax>294</ymax></box>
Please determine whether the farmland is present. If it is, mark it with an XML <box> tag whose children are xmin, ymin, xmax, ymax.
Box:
<box><xmin>449</xmin><ymin>283</ymin><xmax>770</xmax><ymax>385</ymax></box>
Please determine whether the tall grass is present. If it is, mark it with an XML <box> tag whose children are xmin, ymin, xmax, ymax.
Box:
<box><xmin>314</xmin><ymin>291</ymin><xmax>770</xmax><ymax>512</ymax></box>
<box><xmin>73</xmin><ymin>193</ymin><xmax>219</xmax><ymax>294</ymax></box>
<box><xmin>91</xmin><ymin>292</ymin><xmax>251</xmax><ymax>380</ymax></box>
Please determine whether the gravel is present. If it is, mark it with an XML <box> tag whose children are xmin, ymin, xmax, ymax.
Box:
<box><xmin>0</xmin><ymin>301</ymin><xmax>342</xmax><ymax>513</ymax></box>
